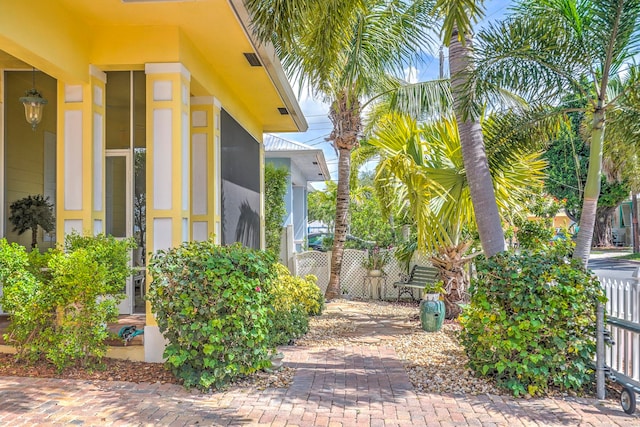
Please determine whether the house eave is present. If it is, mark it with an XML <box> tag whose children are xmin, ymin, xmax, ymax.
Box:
<box><xmin>228</xmin><ymin>0</ymin><xmax>308</xmax><ymax>132</ymax></box>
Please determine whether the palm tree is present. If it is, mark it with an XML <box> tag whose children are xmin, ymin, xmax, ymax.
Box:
<box><xmin>245</xmin><ymin>0</ymin><xmax>438</xmax><ymax>299</ymax></box>
<box><xmin>471</xmin><ymin>0</ymin><xmax>640</xmax><ymax>267</ymax></box>
<box><xmin>434</xmin><ymin>0</ymin><xmax>507</xmax><ymax>258</ymax></box>
<box><xmin>368</xmin><ymin>111</ymin><xmax>549</xmax><ymax>316</ymax></box>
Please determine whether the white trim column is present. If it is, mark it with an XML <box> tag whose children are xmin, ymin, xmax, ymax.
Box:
<box><xmin>144</xmin><ymin>62</ymin><xmax>191</xmax><ymax>363</ymax></box>
<box><xmin>56</xmin><ymin>65</ymin><xmax>106</xmax><ymax>242</ymax></box>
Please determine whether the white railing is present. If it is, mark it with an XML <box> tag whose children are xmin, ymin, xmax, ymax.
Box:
<box><xmin>600</xmin><ymin>276</ymin><xmax>640</xmax><ymax>385</ymax></box>
<box><xmin>294</xmin><ymin>249</ymin><xmax>433</xmax><ymax>300</ymax></box>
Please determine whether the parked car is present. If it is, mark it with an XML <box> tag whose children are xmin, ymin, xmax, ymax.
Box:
<box><xmin>307</xmin><ymin>233</ymin><xmax>331</xmax><ymax>251</ymax></box>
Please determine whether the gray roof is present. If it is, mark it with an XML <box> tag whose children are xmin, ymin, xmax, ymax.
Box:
<box><xmin>264</xmin><ymin>134</ymin><xmax>331</xmax><ymax>182</ymax></box>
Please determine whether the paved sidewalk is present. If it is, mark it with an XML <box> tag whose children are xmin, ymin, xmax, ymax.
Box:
<box><xmin>0</xmin><ymin>302</ymin><xmax>637</xmax><ymax>426</ymax></box>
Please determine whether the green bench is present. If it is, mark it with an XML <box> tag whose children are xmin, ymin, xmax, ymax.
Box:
<box><xmin>392</xmin><ymin>265</ymin><xmax>439</xmax><ymax>301</ymax></box>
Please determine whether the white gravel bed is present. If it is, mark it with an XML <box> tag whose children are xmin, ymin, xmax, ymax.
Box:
<box><xmin>297</xmin><ymin>299</ymin><xmax>504</xmax><ymax>395</ymax></box>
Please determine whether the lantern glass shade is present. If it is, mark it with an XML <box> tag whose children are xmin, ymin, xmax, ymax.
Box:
<box><xmin>20</xmin><ymin>88</ymin><xmax>47</xmax><ymax>130</ymax></box>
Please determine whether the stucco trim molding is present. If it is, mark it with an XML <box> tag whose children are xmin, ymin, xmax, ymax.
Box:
<box><xmin>145</xmin><ymin>63</ymin><xmax>191</xmax><ymax>81</ymax></box>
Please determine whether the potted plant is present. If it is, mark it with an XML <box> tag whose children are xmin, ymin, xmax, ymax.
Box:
<box><xmin>8</xmin><ymin>194</ymin><xmax>55</xmax><ymax>250</ymax></box>
<box><xmin>362</xmin><ymin>246</ymin><xmax>391</xmax><ymax>276</ymax></box>
<box><xmin>423</xmin><ymin>280</ymin><xmax>445</xmax><ymax>301</ymax></box>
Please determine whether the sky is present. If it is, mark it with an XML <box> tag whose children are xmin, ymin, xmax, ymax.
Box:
<box><xmin>273</xmin><ymin>1</ymin><xmax>513</xmax><ymax>185</ymax></box>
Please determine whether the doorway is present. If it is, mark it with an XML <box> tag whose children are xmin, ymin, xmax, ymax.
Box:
<box><xmin>105</xmin><ymin>150</ymin><xmax>133</xmax><ymax>314</ymax></box>
<box><xmin>105</xmin><ymin>70</ymin><xmax>146</xmax><ymax>314</ymax></box>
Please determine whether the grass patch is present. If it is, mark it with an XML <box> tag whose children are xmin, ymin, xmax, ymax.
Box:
<box><xmin>615</xmin><ymin>252</ymin><xmax>640</xmax><ymax>261</ymax></box>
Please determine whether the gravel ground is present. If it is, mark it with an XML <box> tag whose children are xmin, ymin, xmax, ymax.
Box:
<box><xmin>297</xmin><ymin>299</ymin><xmax>505</xmax><ymax>396</ymax></box>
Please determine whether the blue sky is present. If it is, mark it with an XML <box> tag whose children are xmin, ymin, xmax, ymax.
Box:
<box><xmin>274</xmin><ymin>1</ymin><xmax>513</xmax><ymax>184</ymax></box>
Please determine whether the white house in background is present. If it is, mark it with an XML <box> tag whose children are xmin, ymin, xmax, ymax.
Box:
<box><xmin>264</xmin><ymin>134</ymin><xmax>330</xmax><ymax>254</ymax></box>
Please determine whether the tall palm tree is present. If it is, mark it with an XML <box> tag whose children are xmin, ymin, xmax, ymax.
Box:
<box><xmin>470</xmin><ymin>0</ymin><xmax>640</xmax><ymax>267</ymax></box>
<box><xmin>369</xmin><ymin>111</ymin><xmax>549</xmax><ymax>316</ymax></box>
<box><xmin>435</xmin><ymin>0</ymin><xmax>507</xmax><ymax>257</ymax></box>
<box><xmin>245</xmin><ymin>0</ymin><xmax>438</xmax><ymax>299</ymax></box>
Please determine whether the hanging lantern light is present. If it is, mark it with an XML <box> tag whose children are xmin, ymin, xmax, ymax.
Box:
<box><xmin>19</xmin><ymin>68</ymin><xmax>47</xmax><ymax>131</ymax></box>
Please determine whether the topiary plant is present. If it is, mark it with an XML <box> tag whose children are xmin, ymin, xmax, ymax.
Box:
<box><xmin>8</xmin><ymin>194</ymin><xmax>55</xmax><ymax>250</ymax></box>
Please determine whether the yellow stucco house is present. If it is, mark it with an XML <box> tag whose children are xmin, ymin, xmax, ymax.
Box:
<box><xmin>0</xmin><ymin>0</ymin><xmax>307</xmax><ymax>362</ymax></box>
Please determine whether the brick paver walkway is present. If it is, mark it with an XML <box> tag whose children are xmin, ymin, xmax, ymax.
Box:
<box><xmin>0</xmin><ymin>301</ymin><xmax>637</xmax><ymax>426</ymax></box>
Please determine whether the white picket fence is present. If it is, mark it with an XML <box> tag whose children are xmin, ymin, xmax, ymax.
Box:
<box><xmin>600</xmin><ymin>276</ymin><xmax>640</xmax><ymax>388</ymax></box>
<box><xmin>294</xmin><ymin>249</ymin><xmax>432</xmax><ymax>300</ymax></box>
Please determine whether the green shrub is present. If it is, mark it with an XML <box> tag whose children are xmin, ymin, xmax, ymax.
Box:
<box><xmin>147</xmin><ymin>240</ymin><xmax>277</xmax><ymax>390</ymax></box>
<box><xmin>459</xmin><ymin>250</ymin><xmax>605</xmax><ymax>397</ymax></box>
<box><xmin>515</xmin><ymin>219</ymin><xmax>554</xmax><ymax>251</ymax></box>
<box><xmin>0</xmin><ymin>234</ymin><xmax>134</xmax><ymax>371</ymax></box>
<box><xmin>269</xmin><ymin>264</ymin><xmax>324</xmax><ymax>345</ymax></box>
<box><xmin>264</xmin><ymin>164</ymin><xmax>289</xmax><ymax>254</ymax></box>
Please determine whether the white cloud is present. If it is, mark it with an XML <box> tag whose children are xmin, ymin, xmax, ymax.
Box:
<box><xmin>404</xmin><ymin>66</ymin><xmax>419</xmax><ymax>84</ymax></box>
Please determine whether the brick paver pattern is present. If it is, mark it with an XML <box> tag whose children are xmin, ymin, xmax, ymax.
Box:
<box><xmin>0</xmin><ymin>301</ymin><xmax>637</xmax><ymax>426</ymax></box>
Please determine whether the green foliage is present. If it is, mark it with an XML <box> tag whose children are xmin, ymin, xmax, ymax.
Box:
<box><xmin>0</xmin><ymin>234</ymin><xmax>134</xmax><ymax>371</ymax></box>
<box><xmin>8</xmin><ymin>194</ymin><xmax>55</xmax><ymax>249</ymax></box>
<box><xmin>515</xmin><ymin>194</ymin><xmax>569</xmax><ymax>252</ymax></box>
<box><xmin>545</xmin><ymin>121</ymin><xmax>630</xmax><ymax>222</ymax></box>
<box><xmin>349</xmin><ymin>174</ymin><xmax>396</xmax><ymax>247</ymax></box>
<box><xmin>459</xmin><ymin>250</ymin><xmax>605</xmax><ymax>397</ymax></box>
<box><xmin>515</xmin><ymin>219</ymin><xmax>554</xmax><ymax>251</ymax></box>
<box><xmin>393</xmin><ymin>236</ymin><xmax>417</xmax><ymax>274</ymax></box>
<box><xmin>307</xmin><ymin>178</ymin><xmax>396</xmax><ymax>249</ymax></box>
<box><xmin>308</xmin><ymin>181</ymin><xmax>336</xmax><ymax>232</ymax></box>
<box><xmin>362</xmin><ymin>246</ymin><xmax>392</xmax><ymax>271</ymax></box>
<box><xmin>147</xmin><ymin>241</ymin><xmax>278</xmax><ymax>390</ymax></box>
<box><xmin>424</xmin><ymin>280</ymin><xmax>445</xmax><ymax>294</ymax></box>
<box><xmin>64</xmin><ymin>233</ymin><xmax>135</xmax><ymax>294</ymax></box>
<box><xmin>269</xmin><ymin>264</ymin><xmax>324</xmax><ymax>345</ymax></box>
<box><xmin>264</xmin><ymin>164</ymin><xmax>289</xmax><ymax>254</ymax></box>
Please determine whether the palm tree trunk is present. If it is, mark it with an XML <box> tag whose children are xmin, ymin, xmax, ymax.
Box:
<box><xmin>325</xmin><ymin>91</ymin><xmax>361</xmax><ymax>300</ymax></box>
<box><xmin>573</xmin><ymin>108</ymin><xmax>605</xmax><ymax>266</ymax></box>
<box><xmin>326</xmin><ymin>147</ymin><xmax>351</xmax><ymax>300</ymax></box>
<box><xmin>31</xmin><ymin>227</ymin><xmax>38</xmax><ymax>250</ymax></box>
<box><xmin>449</xmin><ymin>28</ymin><xmax>505</xmax><ymax>257</ymax></box>
<box><xmin>430</xmin><ymin>241</ymin><xmax>473</xmax><ymax>319</ymax></box>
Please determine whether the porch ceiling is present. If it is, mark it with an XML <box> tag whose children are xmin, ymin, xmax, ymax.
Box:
<box><xmin>0</xmin><ymin>51</ymin><xmax>28</xmax><ymax>69</ymax></box>
<box><xmin>1</xmin><ymin>0</ymin><xmax>306</xmax><ymax>133</ymax></box>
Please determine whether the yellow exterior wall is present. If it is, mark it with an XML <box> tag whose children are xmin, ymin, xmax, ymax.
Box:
<box><xmin>0</xmin><ymin>0</ymin><xmax>91</xmax><ymax>83</ymax></box>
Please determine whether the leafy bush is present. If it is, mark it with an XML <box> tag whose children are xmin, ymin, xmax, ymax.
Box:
<box><xmin>0</xmin><ymin>234</ymin><xmax>134</xmax><ymax>370</ymax></box>
<box><xmin>264</xmin><ymin>164</ymin><xmax>289</xmax><ymax>254</ymax></box>
<box><xmin>459</xmin><ymin>250</ymin><xmax>605</xmax><ymax>396</ymax></box>
<box><xmin>269</xmin><ymin>264</ymin><xmax>323</xmax><ymax>345</ymax></box>
<box><xmin>515</xmin><ymin>219</ymin><xmax>554</xmax><ymax>251</ymax></box>
<box><xmin>147</xmin><ymin>241</ymin><xmax>278</xmax><ymax>390</ymax></box>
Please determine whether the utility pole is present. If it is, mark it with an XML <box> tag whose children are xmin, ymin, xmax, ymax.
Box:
<box><xmin>439</xmin><ymin>46</ymin><xmax>444</xmax><ymax>79</ymax></box>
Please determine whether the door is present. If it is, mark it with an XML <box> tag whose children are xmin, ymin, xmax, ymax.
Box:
<box><xmin>105</xmin><ymin>150</ymin><xmax>133</xmax><ymax>314</ymax></box>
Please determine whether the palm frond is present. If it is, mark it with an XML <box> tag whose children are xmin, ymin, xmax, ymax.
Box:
<box><xmin>434</xmin><ymin>0</ymin><xmax>486</xmax><ymax>45</ymax></box>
